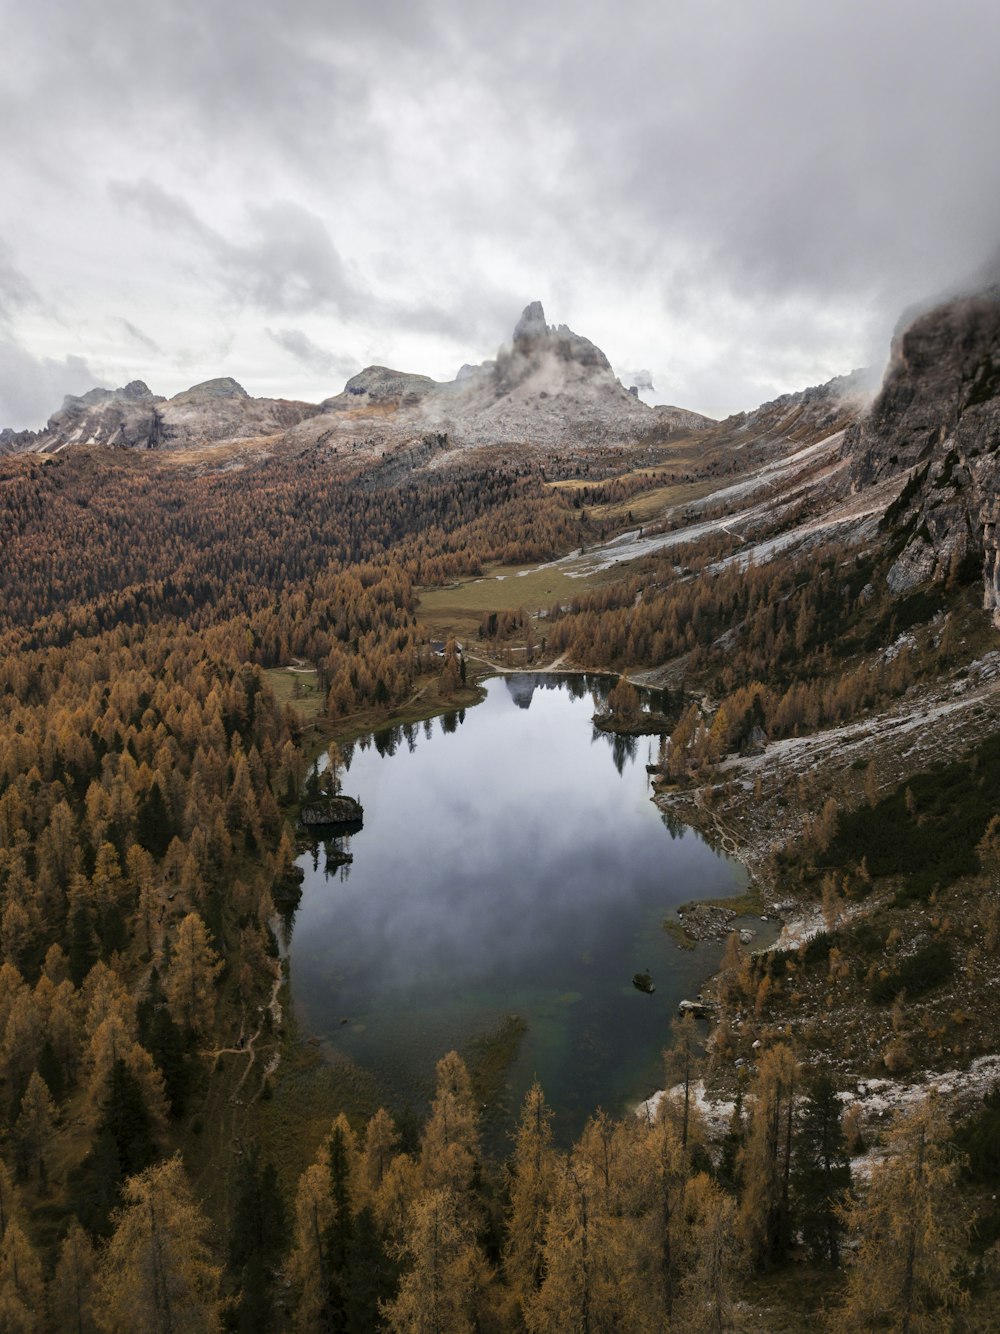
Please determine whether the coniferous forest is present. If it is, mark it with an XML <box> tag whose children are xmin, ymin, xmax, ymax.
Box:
<box><xmin>0</xmin><ymin>429</ymin><xmax>997</xmax><ymax>1333</ymax></box>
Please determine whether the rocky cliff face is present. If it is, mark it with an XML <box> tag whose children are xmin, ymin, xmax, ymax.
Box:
<box><xmin>3</xmin><ymin>303</ymin><xmax>711</xmax><ymax>456</ymax></box>
<box><xmin>295</xmin><ymin>302</ymin><xmax>713</xmax><ymax>451</ymax></box>
<box><xmin>846</xmin><ymin>290</ymin><xmax>1000</xmax><ymax>623</ymax></box>
<box><xmin>3</xmin><ymin>376</ymin><xmax>319</xmax><ymax>454</ymax></box>
<box><xmin>0</xmin><ymin>380</ymin><xmax>166</xmax><ymax>452</ymax></box>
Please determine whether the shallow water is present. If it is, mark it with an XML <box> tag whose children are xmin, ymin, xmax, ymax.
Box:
<box><xmin>290</xmin><ymin>673</ymin><xmax>744</xmax><ymax>1142</ymax></box>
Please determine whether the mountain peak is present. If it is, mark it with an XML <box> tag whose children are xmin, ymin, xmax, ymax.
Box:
<box><xmin>513</xmin><ymin>301</ymin><xmax>548</xmax><ymax>345</ymax></box>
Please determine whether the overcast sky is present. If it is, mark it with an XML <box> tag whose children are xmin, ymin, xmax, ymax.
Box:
<box><xmin>3</xmin><ymin>0</ymin><xmax>1000</xmax><ymax>429</ymax></box>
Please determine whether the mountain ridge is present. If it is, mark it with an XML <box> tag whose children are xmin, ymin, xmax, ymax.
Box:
<box><xmin>0</xmin><ymin>303</ymin><xmax>715</xmax><ymax>456</ymax></box>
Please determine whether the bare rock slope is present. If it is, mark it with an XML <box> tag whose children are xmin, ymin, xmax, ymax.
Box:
<box><xmin>846</xmin><ymin>289</ymin><xmax>1000</xmax><ymax>621</ymax></box>
<box><xmin>298</xmin><ymin>301</ymin><xmax>715</xmax><ymax>452</ymax></box>
<box><xmin>1</xmin><ymin>303</ymin><xmax>713</xmax><ymax>457</ymax></box>
<box><xmin>1</xmin><ymin>377</ymin><xmax>319</xmax><ymax>454</ymax></box>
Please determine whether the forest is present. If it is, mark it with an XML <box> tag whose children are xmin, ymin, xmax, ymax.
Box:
<box><xmin>0</xmin><ymin>439</ymin><xmax>997</xmax><ymax>1332</ymax></box>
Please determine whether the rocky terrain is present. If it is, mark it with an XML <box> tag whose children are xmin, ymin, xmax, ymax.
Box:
<box><xmin>0</xmin><ymin>303</ymin><xmax>714</xmax><ymax>458</ymax></box>
<box><xmin>845</xmin><ymin>288</ymin><xmax>1000</xmax><ymax>621</ymax></box>
<box><xmin>0</xmin><ymin>376</ymin><xmax>319</xmax><ymax>454</ymax></box>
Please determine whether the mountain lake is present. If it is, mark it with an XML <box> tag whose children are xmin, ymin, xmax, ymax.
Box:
<box><xmin>288</xmin><ymin>673</ymin><xmax>752</xmax><ymax>1143</ymax></box>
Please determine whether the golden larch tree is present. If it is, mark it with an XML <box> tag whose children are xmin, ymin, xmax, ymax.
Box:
<box><xmin>95</xmin><ymin>1155</ymin><xmax>221</xmax><ymax>1334</ymax></box>
<box><xmin>831</xmin><ymin>1095</ymin><xmax>967</xmax><ymax>1333</ymax></box>
<box><xmin>163</xmin><ymin>912</ymin><xmax>223</xmax><ymax>1037</ymax></box>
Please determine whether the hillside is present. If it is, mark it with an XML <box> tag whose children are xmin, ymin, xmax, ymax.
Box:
<box><xmin>0</xmin><ymin>282</ymin><xmax>998</xmax><ymax>1330</ymax></box>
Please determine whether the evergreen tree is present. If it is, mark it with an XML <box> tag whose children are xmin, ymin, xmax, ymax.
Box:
<box><xmin>228</xmin><ymin>1146</ymin><xmax>287</xmax><ymax>1334</ymax></box>
<box><xmin>73</xmin><ymin>1059</ymin><xmax>156</xmax><ymax>1236</ymax></box>
<box><xmin>136</xmin><ymin>780</ymin><xmax>173</xmax><ymax>859</ymax></box>
<box><xmin>792</xmin><ymin>1071</ymin><xmax>851</xmax><ymax>1266</ymax></box>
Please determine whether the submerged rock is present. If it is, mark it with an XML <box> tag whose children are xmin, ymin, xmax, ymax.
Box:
<box><xmin>633</xmin><ymin>971</ymin><xmax>656</xmax><ymax>994</ymax></box>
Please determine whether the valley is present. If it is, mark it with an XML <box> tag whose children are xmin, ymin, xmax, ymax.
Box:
<box><xmin>0</xmin><ymin>293</ymin><xmax>999</xmax><ymax>1330</ymax></box>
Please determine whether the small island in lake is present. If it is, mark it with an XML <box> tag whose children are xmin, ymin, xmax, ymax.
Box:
<box><xmin>300</xmin><ymin>795</ymin><xmax>364</xmax><ymax>827</ymax></box>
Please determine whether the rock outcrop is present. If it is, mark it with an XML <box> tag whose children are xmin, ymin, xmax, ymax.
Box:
<box><xmin>5</xmin><ymin>376</ymin><xmax>319</xmax><ymax>454</ymax></box>
<box><xmin>23</xmin><ymin>380</ymin><xmax>166</xmax><ymax>451</ymax></box>
<box><xmin>846</xmin><ymin>290</ymin><xmax>1000</xmax><ymax>622</ymax></box>
<box><xmin>2</xmin><ymin>303</ymin><xmax>711</xmax><ymax>456</ymax></box>
<box><xmin>293</xmin><ymin>302</ymin><xmax>713</xmax><ymax>451</ymax></box>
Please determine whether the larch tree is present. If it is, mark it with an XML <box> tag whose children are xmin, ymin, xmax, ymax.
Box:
<box><xmin>50</xmin><ymin>1219</ymin><xmax>98</xmax><ymax>1334</ymax></box>
<box><xmin>359</xmin><ymin>1107</ymin><xmax>399</xmax><ymax>1206</ymax></box>
<box><xmin>0</xmin><ymin>988</ymin><xmax>42</xmax><ymax>1115</ymax></box>
<box><xmin>677</xmin><ymin>1172</ymin><xmax>740</xmax><ymax>1334</ymax></box>
<box><xmin>288</xmin><ymin>1161</ymin><xmax>335</xmax><ymax>1333</ymax></box>
<box><xmin>737</xmin><ymin>1042</ymin><xmax>799</xmax><ymax>1269</ymax></box>
<box><xmin>163</xmin><ymin>912</ymin><xmax>223</xmax><ymax>1037</ymax></box>
<box><xmin>503</xmin><ymin>1081</ymin><xmax>561</xmax><ymax>1311</ymax></box>
<box><xmin>638</xmin><ymin>1113</ymin><xmax>692</xmax><ymax>1324</ymax></box>
<box><xmin>95</xmin><ymin>1155</ymin><xmax>221</xmax><ymax>1334</ymax></box>
<box><xmin>380</xmin><ymin>1187</ymin><xmax>491</xmax><ymax>1334</ymax></box>
<box><xmin>662</xmin><ymin>1010</ymin><xmax>702</xmax><ymax>1153</ymax></box>
<box><xmin>524</xmin><ymin>1161</ymin><xmax>639</xmax><ymax>1334</ymax></box>
<box><xmin>831</xmin><ymin>1095</ymin><xmax>967</xmax><ymax>1333</ymax></box>
<box><xmin>419</xmin><ymin>1051</ymin><xmax>480</xmax><ymax>1201</ymax></box>
<box><xmin>0</xmin><ymin>1220</ymin><xmax>44</xmax><ymax>1334</ymax></box>
<box><xmin>14</xmin><ymin>1071</ymin><xmax>57</xmax><ymax>1189</ymax></box>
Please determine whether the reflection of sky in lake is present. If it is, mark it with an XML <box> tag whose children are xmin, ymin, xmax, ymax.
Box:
<box><xmin>291</xmin><ymin>674</ymin><xmax>743</xmax><ymax>1137</ymax></box>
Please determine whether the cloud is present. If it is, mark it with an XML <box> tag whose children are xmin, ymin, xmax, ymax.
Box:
<box><xmin>265</xmin><ymin>327</ymin><xmax>355</xmax><ymax>380</ymax></box>
<box><xmin>0</xmin><ymin>242</ymin><xmax>38</xmax><ymax>320</ymax></box>
<box><xmin>0</xmin><ymin>338</ymin><xmax>105</xmax><ymax>431</ymax></box>
<box><xmin>118</xmin><ymin>318</ymin><xmax>162</xmax><ymax>355</ymax></box>
<box><xmin>6</xmin><ymin>0</ymin><xmax>1000</xmax><ymax>416</ymax></box>
<box><xmin>110</xmin><ymin>179</ymin><xmax>366</xmax><ymax>316</ymax></box>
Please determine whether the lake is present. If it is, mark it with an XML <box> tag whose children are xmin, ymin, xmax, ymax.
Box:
<box><xmin>289</xmin><ymin>673</ymin><xmax>745</xmax><ymax>1143</ymax></box>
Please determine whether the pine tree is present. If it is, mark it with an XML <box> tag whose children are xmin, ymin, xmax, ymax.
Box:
<box><xmin>95</xmin><ymin>1155</ymin><xmax>221</xmax><ymax>1333</ymax></box>
<box><xmin>228</xmin><ymin>1146</ymin><xmax>287</xmax><ymax>1334</ymax></box>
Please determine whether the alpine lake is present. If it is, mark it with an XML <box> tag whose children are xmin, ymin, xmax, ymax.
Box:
<box><xmin>288</xmin><ymin>673</ymin><xmax>756</xmax><ymax>1145</ymax></box>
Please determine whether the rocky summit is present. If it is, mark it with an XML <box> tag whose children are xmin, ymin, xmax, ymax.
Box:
<box><xmin>295</xmin><ymin>301</ymin><xmax>715</xmax><ymax>452</ymax></box>
<box><xmin>0</xmin><ymin>303</ymin><xmax>714</xmax><ymax>457</ymax></box>
<box><xmin>0</xmin><ymin>375</ymin><xmax>319</xmax><ymax>455</ymax></box>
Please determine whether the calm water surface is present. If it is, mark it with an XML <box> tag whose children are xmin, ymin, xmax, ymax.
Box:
<box><xmin>290</xmin><ymin>674</ymin><xmax>744</xmax><ymax>1141</ymax></box>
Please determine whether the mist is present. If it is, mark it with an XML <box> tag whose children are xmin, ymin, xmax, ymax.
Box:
<box><xmin>3</xmin><ymin>0</ymin><xmax>1000</xmax><ymax>428</ymax></box>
